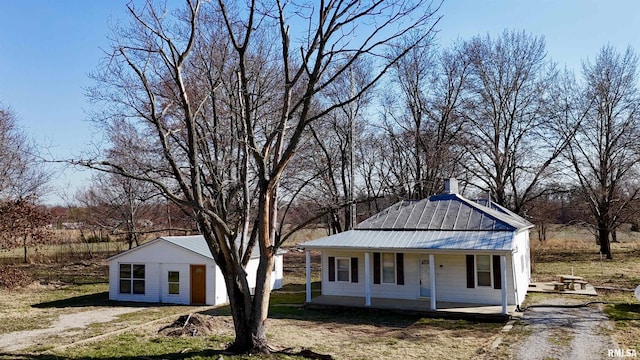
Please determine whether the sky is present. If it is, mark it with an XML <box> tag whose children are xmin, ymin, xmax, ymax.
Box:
<box><xmin>1</xmin><ymin>0</ymin><xmax>640</xmax><ymax>205</ymax></box>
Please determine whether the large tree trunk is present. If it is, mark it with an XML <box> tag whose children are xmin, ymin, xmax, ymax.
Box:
<box><xmin>598</xmin><ymin>222</ymin><xmax>612</xmax><ymax>259</ymax></box>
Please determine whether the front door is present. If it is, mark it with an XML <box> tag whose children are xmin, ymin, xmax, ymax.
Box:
<box><xmin>419</xmin><ymin>257</ymin><xmax>430</xmax><ymax>297</ymax></box>
<box><xmin>190</xmin><ymin>265</ymin><xmax>206</xmax><ymax>305</ymax></box>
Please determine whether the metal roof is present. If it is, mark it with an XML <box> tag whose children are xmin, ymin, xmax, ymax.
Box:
<box><xmin>162</xmin><ymin>235</ymin><xmax>215</xmax><ymax>259</ymax></box>
<box><xmin>109</xmin><ymin>235</ymin><xmax>285</xmax><ymax>261</ymax></box>
<box><xmin>300</xmin><ymin>229</ymin><xmax>516</xmax><ymax>252</ymax></box>
<box><xmin>356</xmin><ymin>193</ymin><xmax>532</xmax><ymax>231</ymax></box>
<box><xmin>300</xmin><ymin>190</ymin><xmax>531</xmax><ymax>252</ymax></box>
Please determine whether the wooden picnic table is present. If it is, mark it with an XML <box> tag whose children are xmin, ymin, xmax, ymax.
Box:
<box><xmin>559</xmin><ymin>275</ymin><xmax>583</xmax><ymax>281</ymax></box>
<box><xmin>558</xmin><ymin>275</ymin><xmax>586</xmax><ymax>290</ymax></box>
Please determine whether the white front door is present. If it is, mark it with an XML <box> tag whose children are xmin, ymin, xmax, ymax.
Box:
<box><xmin>419</xmin><ymin>257</ymin><xmax>430</xmax><ymax>297</ymax></box>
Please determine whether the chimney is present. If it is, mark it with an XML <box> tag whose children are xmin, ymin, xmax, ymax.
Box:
<box><xmin>444</xmin><ymin>178</ymin><xmax>458</xmax><ymax>194</ymax></box>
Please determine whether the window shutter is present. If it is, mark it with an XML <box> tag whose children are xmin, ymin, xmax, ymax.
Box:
<box><xmin>351</xmin><ymin>257</ymin><xmax>358</xmax><ymax>283</ymax></box>
<box><xmin>328</xmin><ymin>256</ymin><xmax>335</xmax><ymax>282</ymax></box>
<box><xmin>466</xmin><ymin>255</ymin><xmax>475</xmax><ymax>288</ymax></box>
<box><xmin>396</xmin><ymin>253</ymin><xmax>404</xmax><ymax>285</ymax></box>
<box><xmin>373</xmin><ymin>252</ymin><xmax>381</xmax><ymax>284</ymax></box>
<box><xmin>493</xmin><ymin>255</ymin><xmax>502</xmax><ymax>290</ymax></box>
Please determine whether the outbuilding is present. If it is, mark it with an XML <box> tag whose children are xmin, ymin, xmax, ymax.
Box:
<box><xmin>108</xmin><ymin>235</ymin><xmax>284</xmax><ymax>306</ymax></box>
<box><xmin>299</xmin><ymin>179</ymin><xmax>533</xmax><ymax>316</ymax></box>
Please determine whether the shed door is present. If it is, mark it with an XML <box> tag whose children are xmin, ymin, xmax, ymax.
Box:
<box><xmin>190</xmin><ymin>265</ymin><xmax>206</xmax><ymax>305</ymax></box>
<box><xmin>419</xmin><ymin>257</ymin><xmax>430</xmax><ymax>297</ymax></box>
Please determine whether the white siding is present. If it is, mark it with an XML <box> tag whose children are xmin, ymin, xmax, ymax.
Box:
<box><xmin>273</xmin><ymin>254</ymin><xmax>284</xmax><ymax>289</ymax></box>
<box><xmin>433</xmin><ymin>253</ymin><xmax>515</xmax><ymax>305</ymax></box>
<box><xmin>371</xmin><ymin>252</ymin><xmax>419</xmax><ymax>300</ymax></box>
<box><xmin>213</xmin><ymin>265</ymin><xmax>228</xmax><ymax>305</ymax></box>
<box><xmin>321</xmin><ymin>251</ymin><xmax>365</xmax><ymax>297</ymax></box>
<box><xmin>511</xmin><ymin>230</ymin><xmax>531</xmax><ymax>306</ymax></box>
<box><xmin>108</xmin><ymin>240</ymin><xmax>217</xmax><ymax>304</ymax></box>
<box><xmin>158</xmin><ymin>263</ymin><xmax>191</xmax><ymax>305</ymax></box>
<box><xmin>108</xmin><ymin>239</ymin><xmax>285</xmax><ymax>306</ymax></box>
<box><xmin>319</xmin><ymin>250</ymin><xmax>522</xmax><ymax>306</ymax></box>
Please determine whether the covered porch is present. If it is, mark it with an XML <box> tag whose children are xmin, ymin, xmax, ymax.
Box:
<box><xmin>305</xmin><ymin>295</ymin><xmax>517</xmax><ymax>321</ymax></box>
<box><xmin>303</xmin><ymin>250</ymin><xmax>512</xmax><ymax>316</ymax></box>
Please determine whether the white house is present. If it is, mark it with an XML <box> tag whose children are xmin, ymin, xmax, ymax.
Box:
<box><xmin>108</xmin><ymin>235</ymin><xmax>285</xmax><ymax>306</ymax></box>
<box><xmin>299</xmin><ymin>179</ymin><xmax>533</xmax><ymax>316</ymax></box>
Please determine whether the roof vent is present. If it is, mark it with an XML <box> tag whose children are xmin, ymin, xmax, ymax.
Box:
<box><xmin>444</xmin><ymin>178</ymin><xmax>458</xmax><ymax>194</ymax></box>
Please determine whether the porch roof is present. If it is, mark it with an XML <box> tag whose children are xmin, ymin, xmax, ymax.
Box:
<box><xmin>299</xmin><ymin>229</ymin><xmax>516</xmax><ymax>252</ymax></box>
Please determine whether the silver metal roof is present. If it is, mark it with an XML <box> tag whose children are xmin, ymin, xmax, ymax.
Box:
<box><xmin>300</xmin><ymin>191</ymin><xmax>531</xmax><ymax>252</ymax></box>
<box><xmin>356</xmin><ymin>193</ymin><xmax>532</xmax><ymax>231</ymax></box>
<box><xmin>162</xmin><ymin>235</ymin><xmax>215</xmax><ymax>259</ymax></box>
<box><xmin>300</xmin><ymin>229</ymin><xmax>516</xmax><ymax>252</ymax></box>
<box><xmin>109</xmin><ymin>235</ymin><xmax>285</xmax><ymax>261</ymax></box>
<box><xmin>162</xmin><ymin>235</ymin><xmax>287</xmax><ymax>259</ymax></box>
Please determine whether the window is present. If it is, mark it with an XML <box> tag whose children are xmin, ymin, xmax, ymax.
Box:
<box><xmin>328</xmin><ymin>256</ymin><xmax>358</xmax><ymax>283</ymax></box>
<box><xmin>373</xmin><ymin>253</ymin><xmax>404</xmax><ymax>285</ymax></box>
<box><xmin>382</xmin><ymin>253</ymin><xmax>395</xmax><ymax>284</ymax></box>
<box><xmin>336</xmin><ymin>258</ymin><xmax>350</xmax><ymax>282</ymax></box>
<box><xmin>168</xmin><ymin>271</ymin><xmax>179</xmax><ymax>295</ymax></box>
<box><xmin>476</xmin><ymin>255</ymin><xmax>491</xmax><ymax>287</ymax></box>
<box><xmin>119</xmin><ymin>264</ymin><xmax>145</xmax><ymax>294</ymax></box>
<box><xmin>466</xmin><ymin>254</ymin><xmax>501</xmax><ymax>289</ymax></box>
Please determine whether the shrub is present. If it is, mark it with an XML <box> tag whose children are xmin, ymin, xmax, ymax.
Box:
<box><xmin>0</xmin><ymin>265</ymin><xmax>32</xmax><ymax>289</ymax></box>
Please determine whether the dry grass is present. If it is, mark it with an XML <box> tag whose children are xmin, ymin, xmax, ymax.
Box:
<box><xmin>531</xmin><ymin>225</ymin><xmax>640</xmax><ymax>288</ymax></box>
<box><xmin>3</xmin><ymin>224</ymin><xmax>639</xmax><ymax>359</ymax></box>
<box><xmin>530</xmin><ymin>225</ymin><xmax>640</xmax><ymax>351</ymax></box>
<box><xmin>282</xmin><ymin>228</ymin><xmax>328</xmax><ymax>248</ymax></box>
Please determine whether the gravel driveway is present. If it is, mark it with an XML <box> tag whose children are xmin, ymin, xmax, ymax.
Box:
<box><xmin>516</xmin><ymin>297</ymin><xmax>616</xmax><ymax>360</ymax></box>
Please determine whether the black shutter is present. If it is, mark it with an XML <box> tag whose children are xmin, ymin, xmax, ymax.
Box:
<box><xmin>396</xmin><ymin>253</ymin><xmax>404</xmax><ymax>285</ymax></box>
<box><xmin>493</xmin><ymin>255</ymin><xmax>502</xmax><ymax>290</ymax></box>
<box><xmin>328</xmin><ymin>256</ymin><xmax>335</xmax><ymax>282</ymax></box>
<box><xmin>373</xmin><ymin>252</ymin><xmax>381</xmax><ymax>284</ymax></box>
<box><xmin>351</xmin><ymin>257</ymin><xmax>358</xmax><ymax>283</ymax></box>
<box><xmin>466</xmin><ymin>255</ymin><xmax>475</xmax><ymax>288</ymax></box>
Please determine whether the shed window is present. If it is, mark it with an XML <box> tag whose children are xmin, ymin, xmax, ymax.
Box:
<box><xmin>120</xmin><ymin>264</ymin><xmax>145</xmax><ymax>294</ymax></box>
<box><xmin>168</xmin><ymin>271</ymin><xmax>179</xmax><ymax>295</ymax></box>
<box><xmin>476</xmin><ymin>255</ymin><xmax>491</xmax><ymax>287</ymax></box>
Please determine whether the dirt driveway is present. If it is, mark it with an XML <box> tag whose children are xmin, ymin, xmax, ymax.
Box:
<box><xmin>0</xmin><ymin>307</ymin><xmax>142</xmax><ymax>352</ymax></box>
<box><xmin>514</xmin><ymin>297</ymin><xmax>616</xmax><ymax>360</ymax></box>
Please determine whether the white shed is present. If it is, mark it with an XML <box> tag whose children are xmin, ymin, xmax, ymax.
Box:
<box><xmin>108</xmin><ymin>235</ymin><xmax>285</xmax><ymax>306</ymax></box>
<box><xmin>299</xmin><ymin>179</ymin><xmax>533</xmax><ymax>316</ymax></box>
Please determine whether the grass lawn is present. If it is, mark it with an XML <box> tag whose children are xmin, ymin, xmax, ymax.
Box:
<box><xmin>1</xmin><ymin>225</ymin><xmax>639</xmax><ymax>359</ymax></box>
<box><xmin>0</xmin><ymin>250</ymin><xmax>504</xmax><ymax>360</ymax></box>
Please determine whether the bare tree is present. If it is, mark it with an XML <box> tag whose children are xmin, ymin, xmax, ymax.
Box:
<box><xmin>0</xmin><ymin>105</ymin><xmax>49</xmax><ymax>200</ymax></box>
<box><xmin>460</xmin><ymin>30</ymin><xmax>564</xmax><ymax>213</ymax></box>
<box><xmin>83</xmin><ymin>0</ymin><xmax>441</xmax><ymax>353</ymax></box>
<box><xmin>564</xmin><ymin>46</ymin><xmax>640</xmax><ymax>259</ymax></box>
<box><xmin>0</xmin><ymin>105</ymin><xmax>51</xmax><ymax>262</ymax></box>
<box><xmin>380</xmin><ymin>38</ymin><xmax>469</xmax><ymax>199</ymax></box>
<box><xmin>77</xmin><ymin>171</ymin><xmax>160</xmax><ymax>248</ymax></box>
<box><xmin>303</xmin><ymin>58</ymin><xmax>374</xmax><ymax>234</ymax></box>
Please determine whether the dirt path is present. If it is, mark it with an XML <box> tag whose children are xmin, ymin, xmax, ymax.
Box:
<box><xmin>0</xmin><ymin>307</ymin><xmax>141</xmax><ymax>352</ymax></box>
<box><xmin>515</xmin><ymin>298</ymin><xmax>616</xmax><ymax>360</ymax></box>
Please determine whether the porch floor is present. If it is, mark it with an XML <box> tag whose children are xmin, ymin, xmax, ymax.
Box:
<box><xmin>306</xmin><ymin>295</ymin><xmax>518</xmax><ymax>321</ymax></box>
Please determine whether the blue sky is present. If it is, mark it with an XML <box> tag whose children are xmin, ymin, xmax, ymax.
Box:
<box><xmin>1</xmin><ymin>0</ymin><xmax>639</xmax><ymax>205</ymax></box>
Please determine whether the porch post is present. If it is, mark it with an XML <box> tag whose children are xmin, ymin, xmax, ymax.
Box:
<box><xmin>365</xmin><ymin>252</ymin><xmax>371</xmax><ymax>306</ymax></box>
<box><xmin>305</xmin><ymin>250</ymin><xmax>311</xmax><ymax>303</ymax></box>
<box><xmin>501</xmin><ymin>255</ymin><xmax>508</xmax><ymax>315</ymax></box>
<box><xmin>429</xmin><ymin>254</ymin><xmax>436</xmax><ymax>310</ymax></box>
